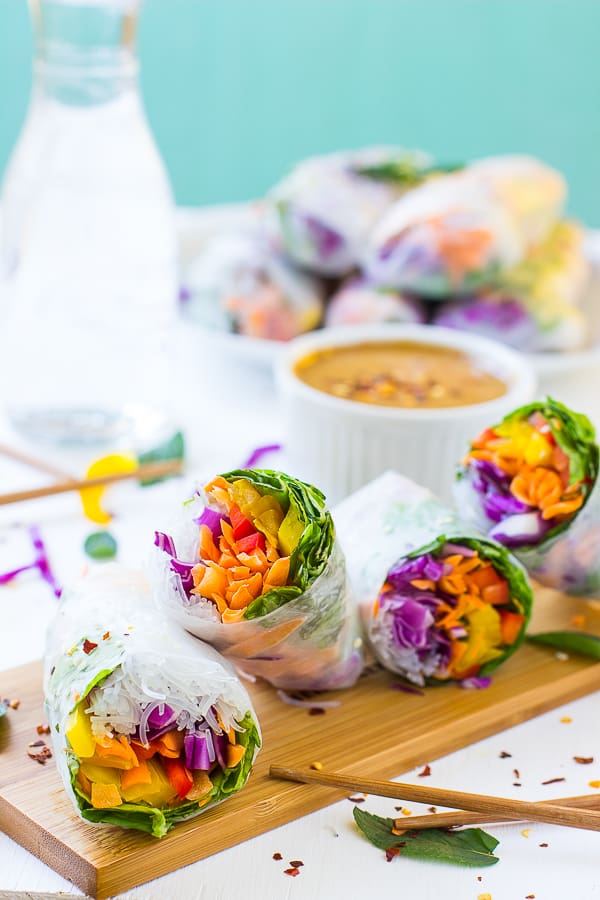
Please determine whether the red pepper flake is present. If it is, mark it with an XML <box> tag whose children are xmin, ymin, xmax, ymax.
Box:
<box><xmin>289</xmin><ymin>860</ymin><xmax>304</xmax><ymax>867</ymax></box>
<box><xmin>28</xmin><ymin>739</ymin><xmax>46</xmax><ymax>748</ymax></box>
<box><xmin>385</xmin><ymin>847</ymin><xmax>401</xmax><ymax>862</ymax></box>
<box><xmin>539</xmin><ymin>843</ymin><xmax>549</xmax><ymax>848</ymax></box>
<box><xmin>27</xmin><ymin>745</ymin><xmax>52</xmax><ymax>764</ymax></box>
<box><xmin>272</xmin><ymin>852</ymin><xmax>282</xmax><ymax>861</ymax></box>
<box><xmin>102</xmin><ymin>631</ymin><xmax>110</xmax><ymax>641</ymax></box>
<box><xmin>36</xmin><ymin>723</ymin><xmax>50</xmax><ymax>735</ymax></box>
<box><xmin>525</xmin><ymin>894</ymin><xmax>535</xmax><ymax>898</ymax></box>
<box><xmin>8</xmin><ymin>699</ymin><xmax>20</xmax><ymax>710</ymax></box>
<box><xmin>574</xmin><ymin>756</ymin><xmax>594</xmax><ymax>764</ymax></box>
<box><xmin>513</xmin><ymin>783</ymin><xmax>522</xmax><ymax>787</ymax></box>
<box><xmin>308</xmin><ymin>707</ymin><xmax>326</xmax><ymax>716</ymax></box>
<box><xmin>542</xmin><ymin>777</ymin><xmax>566</xmax><ymax>785</ymax></box>
<box><xmin>418</xmin><ymin>764</ymin><xmax>431</xmax><ymax>777</ymax></box>
<box><xmin>82</xmin><ymin>639</ymin><xmax>98</xmax><ymax>655</ymax></box>
<box><xmin>513</xmin><ymin>769</ymin><xmax>520</xmax><ymax>779</ymax></box>
<box><xmin>427</xmin><ymin>806</ymin><xmax>437</xmax><ymax>814</ymax></box>
<box><xmin>477</xmin><ymin>876</ymin><xmax>483</xmax><ymax>882</ymax></box>
<box><xmin>499</xmin><ymin>751</ymin><xmax>512</xmax><ymax>758</ymax></box>
<box><xmin>348</xmin><ymin>795</ymin><xmax>366</xmax><ymax>803</ymax></box>
<box><xmin>284</xmin><ymin>867</ymin><xmax>300</xmax><ymax>877</ymax></box>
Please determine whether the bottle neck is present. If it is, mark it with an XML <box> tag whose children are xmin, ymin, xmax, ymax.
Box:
<box><xmin>30</xmin><ymin>0</ymin><xmax>140</xmax><ymax>105</ymax></box>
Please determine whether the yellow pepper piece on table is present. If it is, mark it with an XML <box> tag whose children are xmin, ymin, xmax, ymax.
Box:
<box><xmin>80</xmin><ymin>453</ymin><xmax>138</xmax><ymax>524</ymax></box>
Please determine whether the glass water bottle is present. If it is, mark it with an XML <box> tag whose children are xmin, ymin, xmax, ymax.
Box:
<box><xmin>0</xmin><ymin>0</ymin><xmax>177</xmax><ymax>447</ymax></box>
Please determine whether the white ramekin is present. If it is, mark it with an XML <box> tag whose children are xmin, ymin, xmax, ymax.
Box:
<box><xmin>275</xmin><ymin>323</ymin><xmax>537</xmax><ymax>504</ymax></box>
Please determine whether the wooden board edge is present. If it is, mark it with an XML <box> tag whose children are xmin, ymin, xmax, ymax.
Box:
<box><xmin>92</xmin><ymin>662</ymin><xmax>600</xmax><ymax>898</ymax></box>
<box><xmin>0</xmin><ymin>795</ymin><xmax>97</xmax><ymax>898</ymax></box>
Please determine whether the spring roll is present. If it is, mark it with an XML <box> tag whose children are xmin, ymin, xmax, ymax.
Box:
<box><xmin>325</xmin><ymin>276</ymin><xmax>426</xmax><ymax>327</ymax></box>
<box><xmin>456</xmin><ymin>398</ymin><xmax>600</xmax><ymax>595</ymax></box>
<box><xmin>433</xmin><ymin>221</ymin><xmax>589</xmax><ymax>352</ymax></box>
<box><xmin>44</xmin><ymin>569</ymin><xmax>261</xmax><ymax>838</ymax></box>
<box><xmin>269</xmin><ymin>146</ymin><xmax>434</xmax><ymax>276</ymax></box>
<box><xmin>181</xmin><ymin>232</ymin><xmax>323</xmax><ymax>341</ymax></box>
<box><xmin>154</xmin><ymin>469</ymin><xmax>363</xmax><ymax>691</ymax></box>
<box><xmin>333</xmin><ymin>472</ymin><xmax>532</xmax><ymax>686</ymax></box>
<box><xmin>365</xmin><ymin>155</ymin><xmax>566</xmax><ymax>296</ymax></box>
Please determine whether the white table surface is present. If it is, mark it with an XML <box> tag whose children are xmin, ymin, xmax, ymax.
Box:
<box><xmin>2</xmin><ymin>272</ymin><xmax>600</xmax><ymax>900</ymax></box>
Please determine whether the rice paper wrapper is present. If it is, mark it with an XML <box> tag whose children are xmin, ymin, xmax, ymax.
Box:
<box><xmin>269</xmin><ymin>146</ymin><xmax>432</xmax><ymax>276</ymax></box>
<box><xmin>325</xmin><ymin>276</ymin><xmax>426</xmax><ymax>328</ymax></box>
<box><xmin>333</xmin><ymin>471</ymin><xmax>532</xmax><ymax>684</ymax></box>
<box><xmin>181</xmin><ymin>231</ymin><xmax>324</xmax><ymax>340</ymax></box>
<box><xmin>455</xmin><ymin>400</ymin><xmax>600</xmax><ymax>595</ymax></box>
<box><xmin>153</xmin><ymin>493</ymin><xmax>363</xmax><ymax>692</ymax></box>
<box><xmin>365</xmin><ymin>155</ymin><xmax>565</xmax><ymax>296</ymax></box>
<box><xmin>44</xmin><ymin>568</ymin><xmax>260</xmax><ymax>838</ymax></box>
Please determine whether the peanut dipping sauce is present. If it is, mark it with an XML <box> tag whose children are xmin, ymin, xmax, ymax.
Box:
<box><xmin>294</xmin><ymin>340</ymin><xmax>508</xmax><ymax>409</ymax></box>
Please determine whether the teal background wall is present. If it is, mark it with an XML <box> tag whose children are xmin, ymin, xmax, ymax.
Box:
<box><xmin>1</xmin><ymin>0</ymin><xmax>599</xmax><ymax>223</ymax></box>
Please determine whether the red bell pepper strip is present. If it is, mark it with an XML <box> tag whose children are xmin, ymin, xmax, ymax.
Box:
<box><xmin>229</xmin><ymin>504</ymin><xmax>256</xmax><ymax>540</ymax></box>
<box><xmin>161</xmin><ymin>756</ymin><xmax>194</xmax><ymax>800</ymax></box>
<box><xmin>236</xmin><ymin>531</ymin><xmax>266</xmax><ymax>554</ymax></box>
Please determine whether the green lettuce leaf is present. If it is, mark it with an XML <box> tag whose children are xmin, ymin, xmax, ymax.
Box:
<box><xmin>353</xmin><ymin>160</ymin><xmax>463</xmax><ymax>186</ymax></box>
<box><xmin>527</xmin><ymin>630</ymin><xmax>600</xmax><ymax>659</ymax></box>
<box><xmin>69</xmin><ymin>711</ymin><xmax>260</xmax><ymax>838</ymax></box>
<box><xmin>353</xmin><ymin>807</ymin><xmax>499</xmax><ymax>866</ymax></box>
<box><xmin>219</xmin><ymin>469</ymin><xmax>335</xmax><ymax>620</ymax></box>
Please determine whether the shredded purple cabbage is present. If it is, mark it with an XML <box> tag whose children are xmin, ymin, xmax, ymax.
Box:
<box><xmin>241</xmin><ymin>444</ymin><xmax>283</xmax><ymax>469</ymax></box>
<box><xmin>489</xmin><ymin>512</ymin><xmax>551</xmax><ymax>547</ymax></box>
<box><xmin>193</xmin><ymin>507</ymin><xmax>226</xmax><ymax>541</ymax></box>
<box><xmin>460</xmin><ymin>675</ymin><xmax>493</xmax><ymax>690</ymax></box>
<box><xmin>154</xmin><ymin>531</ymin><xmax>176</xmax><ymax>557</ymax></box>
<box><xmin>387</xmin><ymin>553</ymin><xmax>445</xmax><ymax>587</ymax></box>
<box><xmin>0</xmin><ymin>526</ymin><xmax>61</xmax><ymax>598</ymax></box>
<box><xmin>302</xmin><ymin>213</ymin><xmax>344</xmax><ymax>259</ymax></box>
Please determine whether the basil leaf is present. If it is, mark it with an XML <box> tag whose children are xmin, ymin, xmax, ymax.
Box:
<box><xmin>354</xmin><ymin>161</ymin><xmax>463</xmax><ymax>186</ymax></box>
<box><xmin>84</xmin><ymin>531</ymin><xmax>118</xmax><ymax>561</ymax></box>
<box><xmin>353</xmin><ymin>807</ymin><xmax>499</xmax><ymax>867</ymax></box>
<box><xmin>527</xmin><ymin>630</ymin><xmax>600</xmax><ymax>659</ymax></box>
<box><xmin>138</xmin><ymin>431</ymin><xmax>185</xmax><ymax>486</ymax></box>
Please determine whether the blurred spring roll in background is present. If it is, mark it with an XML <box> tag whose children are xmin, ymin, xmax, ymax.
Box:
<box><xmin>456</xmin><ymin>398</ymin><xmax>600</xmax><ymax>595</ymax></box>
<box><xmin>269</xmin><ymin>146</ymin><xmax>435</xmax><ymax>276</ymax></box>
<box><xmin>180</xmin><ymin>232</ymin><xmax>324</xmax><ymax>341</ymax></box>
<box><xmin>154</xmin><ymin>469</ymin><xmax>363</xmax><ymax>691</ymax></box>
<box><xmin>325</xmin><ymin>276</ymin><xmax>426</xmax><ymax>327</ymax></box>
<box><xmin>433</xmin><ymin>221</ymin><xmax>589</xmax><ymax>352</ymax></box>
<box><xmin>334</xmin><ymin>472</ymin><xmax>532</xmax><ymax>686</ymax></box>
<box><xmin>44</xmin><ymin>569</ymin><xmax>260</xmax><ymax>838</ymax></box>
<box><xmin>365</xmin><ymin>155</ymin><xmax>566</xmax><ymax>296</ymax></box>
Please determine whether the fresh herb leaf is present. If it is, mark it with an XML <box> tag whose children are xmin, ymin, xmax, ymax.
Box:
<box><xmin>527</xmin><ymin>630</ymin><xmax>600</xmax><ymax>659</ymax></box>
<box><xmin>84</xmin><ymin>531</ymin><xmax>118</xmax><ymax>561</ymax></box>
<box><xmin>137</xmin><ymin>431</ymin><xmax>185</xmax><ymax>486</ymax></box>
<box><xmin>354</xmin><ymin>161</ymin><xmax>463</xmax><ymax>186</ymax></box>
<box><xmin>353</xmin><ymin>807</ymin><xmax>499</xmax><ymax>867</ymax></box>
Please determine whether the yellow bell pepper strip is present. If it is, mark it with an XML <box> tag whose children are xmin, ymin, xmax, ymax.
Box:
<box><xmin>80</xmin><ymin>453</ymin><xmax>138</xmax><ymax>524</ymax></box>
<box><xmin>65</xmin><ymin>705</ymin><xmax>95</xmax><ymax>758</ymax></box>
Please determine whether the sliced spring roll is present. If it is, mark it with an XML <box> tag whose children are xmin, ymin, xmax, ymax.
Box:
<box><xmin>365</xmin><ymin>155</ymin><xmax>565</xmax><ymax>296</ymax></box>
<box><xmin>269</xmin><ymin>146</ymin><xmax>434</xmax><ymax>276</ymax></box>
<box><xmin>325</xmin><ymin>276</ymin><xmax>426</xmax><ymax>327</ymax></box>
<box><xmin>333</xmin><ymin>472</ymin><xmax>532</xmax><ymax>686</ymax></box>
<box><xmin>181</xmin><ymin>231</ymin><xmax>323</xmax><ymax>340</ymax></box>
<box><xmin>44</xmin><ymin>569</ymin><xmax>260</xmax><ymax>838</ymax></box>
<box><xmin>433</xmin><ymin>221</ymin><xmax>589</xmax><ymax>352</ymax></box>
<box><xmin>456</xmin><ymin>398</ymin><xmax>600</xmax><ymax>595</ymax></box>
<box><xmin>154</xmin><ymin>469</ymin><xmax>363</xmax><ymax>691</ymax></box>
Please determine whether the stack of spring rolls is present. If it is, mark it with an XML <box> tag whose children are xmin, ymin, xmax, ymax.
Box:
<box><xmin>181</xmin><ymin>148</ymin><xmax>591</xmax><ymax>350</ymax></box>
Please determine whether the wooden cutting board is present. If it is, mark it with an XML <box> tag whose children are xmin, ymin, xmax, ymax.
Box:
<box><xmin>1</xmin><ymin>583</ymin><xmax>600</xmax><ymax>899</ymax></box>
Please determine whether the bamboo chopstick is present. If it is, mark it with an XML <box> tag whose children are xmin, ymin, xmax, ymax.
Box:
<box><xmin>0</xmin><ymin>458</ymin><xmax>184</xmax><ymax>507</ymax></box>
<box><xmin>391</xmin><ymin>793</ymin><xmax>600</xmax><ymax>830</ymax></box>
<box><xmin>0</xmin><ymin>442</ymin><xmax>73</xmax><ymax>480</ymax></box>
<box><xmin>269</xmin><ymin>765</ymin><xmax>600</xmax><ymax>833</ymax></box>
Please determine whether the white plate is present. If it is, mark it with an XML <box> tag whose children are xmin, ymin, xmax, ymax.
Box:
<box><xmin>176</xmin><ymin>207</ymin><xmax>600</xmax><ymax>421</ymax></box>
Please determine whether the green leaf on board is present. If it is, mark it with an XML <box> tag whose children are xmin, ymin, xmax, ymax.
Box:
<box><xmin>353</xmin><ymin>807</ymin><xmax>500</xmax><ymax>867</ymax></box>
<box><xmin>527</xmin><ymin>630</ymin><xmax>600</xmax><ymax>659</ymax></box>
<box><xmin>84</xmin><ymin>531</ymin><xmax>118</xmax><ymax>561</ymax></box>
<box><xmin>137</xmin><ymin>431</ymin><xmax>185</xmax><ymax>486</ymax></box>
